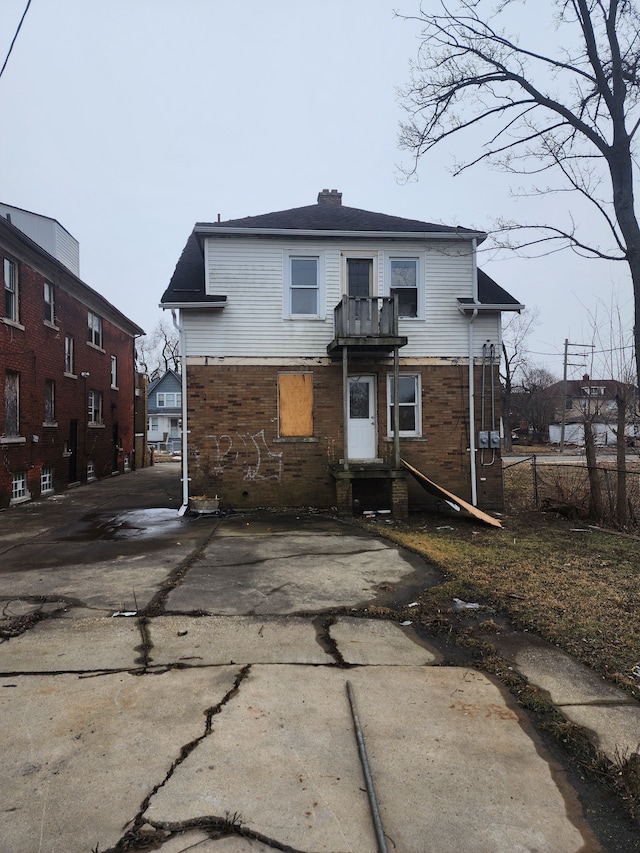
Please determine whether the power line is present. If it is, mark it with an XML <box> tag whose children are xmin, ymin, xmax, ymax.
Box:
<box><xmin>0</xmin><ymin>0</ymin><xmax>33</xmax><ymax>81</ymax></box>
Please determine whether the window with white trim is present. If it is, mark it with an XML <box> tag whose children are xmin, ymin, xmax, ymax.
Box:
<box><xmin>110</xmin><ymin>355</ymin><xmax>118</xmax><ymax>389</ymax></box>
<box><xmin>11</xmin><ymin>471</ymin><xmax>28</xmax><ymax>502</ymax></box>
<box><xmin>389</xmin><ymin>258</ymin><xmax>419</xmax><ymax>318</ymax></box>
<box><xmin>44</xmin><ymin>281</ymin><xmax>55</xmax><ymax>323</ymax></box>
<box><xmin>387</xmin><ymin>373</ymin><xmax>422</xmax><ymax>436</ymax></box>
<box><xmin>4</xmin><ymin>257</ymin><xmax>18</xmax><ymax>322</ymax></box>
<box><xmin>149</xmin><ymin>416</ymin><xmax>159</xmax><ymax>432</ymax></box>
<box><xmin>41</xmin><ymin>466</ymin><xmax>54</xmax><ymax>494</ymax></box>
<box><xmin>65</xmin><ymin>335</ymin><xmax>75</xmax><ymax>374</ymax></box>
<box><xmin>156</xmin><ymin>391</ymin><xmax>181</xmax><ymax>407</ymax></box>
<box><xmin>87</xmin><ymin>311</ymin><xmax>103</xmax><ymax>348</ymax></box>
<box><xmin>88</xmin><ymin>389</ymin><xmax>103</xmax><ymax>425</ymax></box>
<box><xmin>285</xmin><ymin>254</ymin><xmax>323</xmax><ymax>318</ymax></box>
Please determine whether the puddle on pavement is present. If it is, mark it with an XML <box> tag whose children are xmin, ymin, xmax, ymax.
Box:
<box><xmin>56</xmin><ymin>509</ymin><xmax>187</xmax><ymax>541</ymax></box>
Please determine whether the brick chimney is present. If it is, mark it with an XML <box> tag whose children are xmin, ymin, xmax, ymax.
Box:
<box><xmin>317</xmin><ymin>188</ymin><xmax>342</xmax><ymax>205</ymax></box>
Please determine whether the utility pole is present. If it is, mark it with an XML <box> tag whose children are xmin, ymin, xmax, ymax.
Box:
<box><xmin>560</xmin><ymin>339</ymin><xmax>595</xmax><ymax>452</ymax></box>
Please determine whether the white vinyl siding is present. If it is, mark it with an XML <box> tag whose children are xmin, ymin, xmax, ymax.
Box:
<box><xmin>182</xmin><ymin>237</ymin><xmax>500</xmax><ymax>359</ymax></box>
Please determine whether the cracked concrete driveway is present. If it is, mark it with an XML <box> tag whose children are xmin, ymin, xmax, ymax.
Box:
<box><xmin>0</xmin><ymin>464</ymin><xmax>601</xmax><ymax>852</ymax></box>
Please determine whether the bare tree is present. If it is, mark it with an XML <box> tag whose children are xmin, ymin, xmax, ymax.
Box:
<box><xmin>135</xmin><ymin>319</ymin><xmax>180</xmax><ymax>381</ymax></box>
<box><xmin>517</xmin><ymin>366</ymin><xmax>559</xmax><ymax>441</ymax></box>
<box><xmin>585</xmin><ymin>297</ymin><xmax>638</xmax><ymax>524</ymax></box>
<box><xmin>399</xmin><ymin>0</ymin><xmax>640</xmax><ymax>386</ymax></box>
<box><xmin>501</xmin><ymin>307</ymin><xmax>540</xmax><ymax>449</ymax></box>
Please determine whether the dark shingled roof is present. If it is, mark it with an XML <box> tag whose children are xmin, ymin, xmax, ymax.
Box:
<box><xmin>161</xmin><ymin>201</ymin><xmax>522</xmax><ymax>308</ymax></box>
<box><xmin>195</xmin><ymin>202</ymin><xmax>481</xmax><ymax>235</ymax></box>
<box><xmin>477</xmin><ymin>269</ymin><xmax>523</xmax><ymax>307</ymax></box>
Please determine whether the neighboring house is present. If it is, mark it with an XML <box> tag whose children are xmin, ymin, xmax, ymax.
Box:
<box><xmin>147</xmin><ymin>369</ymin><xmax>182</xmax><ymax>451</ymax></box>
<box><xmin>547</xmin><ymin>374</ymin><xmax>639</xmax><ymax>446</ymax></box>
<box><xmin>1</xmin><ymin>206</ymin><xmax>144</xmax><ymax>508</ymax></box>
<box><xmin>161</xmin><ymin>189</ymin><xmax>523</xmax><ymax>516</ymax></box>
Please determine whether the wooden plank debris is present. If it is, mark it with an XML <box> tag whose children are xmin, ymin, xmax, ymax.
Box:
<box><xmin>401</xmin><ymin>459</ymin><xmax>502</xmax><ymax>528</ymax></box>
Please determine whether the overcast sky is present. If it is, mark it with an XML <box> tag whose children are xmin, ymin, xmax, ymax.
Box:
<box><xmin>0</xmin><ymin>0</ymin><xmax>634</xmax><ymax>381</ymax></box>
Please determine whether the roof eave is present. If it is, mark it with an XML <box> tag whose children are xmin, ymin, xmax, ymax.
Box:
<box><xmin>195</xmin><ymin>225</ymin><xmax>487</xmax><ymax>242</ymax></box>
<box><xmin>160</xmin><ymin>299</ymin><xmax>227</xmax><ymax>310</ymax></box>
<box><xmin>458</xmin><ymin>301</ymin><xmax>525</xmax><ymax>314</ymax></box>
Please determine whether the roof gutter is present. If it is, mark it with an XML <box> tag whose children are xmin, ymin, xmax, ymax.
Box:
<box><xmin>194</xmin><ymin>225</ymin><xmax>487</xmax><ymax>242</ymax></box>
<box><xmin>458</xmin><ymin>301</ymin><xmax>524</xmax><ymax>313</ymax></box>
<box><xmin>160</xmin><ymin>300</ymin><xmax>227</xmax><ymax>310</ymax></box>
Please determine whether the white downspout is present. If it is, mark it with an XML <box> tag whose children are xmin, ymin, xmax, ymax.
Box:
<box><xmin>171</xmin><ymin>308</ymin><xmax>190</xmax><ymax>516</ymax></box>
<box><xmin>468</xmin><ymin>239</ymin><xmax>479</xmax><ymax>507</ymax></box>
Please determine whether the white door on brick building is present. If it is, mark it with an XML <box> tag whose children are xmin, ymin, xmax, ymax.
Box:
<box><xmin>347</xmin><ymin>375</ymin><xmax>377</xmax><ymax>460</ymax></box>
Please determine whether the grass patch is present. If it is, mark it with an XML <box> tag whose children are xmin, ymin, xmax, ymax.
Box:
<box><xmin>369</xmin><ymin>510</ymin><xmax>640</xmax><ymax>700</ymax></box>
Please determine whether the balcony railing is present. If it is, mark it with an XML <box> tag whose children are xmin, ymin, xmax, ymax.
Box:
<box><xmin>333</xmin><ymin>295</ymin><xmax>399</xmax><ymax>338</ymax></box>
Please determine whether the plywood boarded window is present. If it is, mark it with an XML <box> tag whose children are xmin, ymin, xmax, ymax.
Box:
<box><xmin>4</xmin><ymin>370</ymin><xmax>19</xmax><ymax>436</ymax></box>
<box><xmin>278</xmin><ymin>373</ymin><xmax>313</xmax><ymax>437</ymax></box>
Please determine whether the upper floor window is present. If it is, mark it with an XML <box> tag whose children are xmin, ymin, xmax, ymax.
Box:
<box><xmin>156</xmin><ymin>391</ymin><xmax>181</xmax><ymax>407</ymax></box>
<box><xmin>44</xmin><ymin>379</ymin><xmax>56</xmax><ymax>424</ymax></box>
<box><xmin>88</xmin><ymin>389</ymin><xmax>103</xmax><ymax>425</ymax></box>
<box><xmin>390</xmin><ymin>258</ymin><xmax>419</xmax><ymax>318</ymax></box>
<box><xmin>44</xmin><ymin>281</ymin><xmax>55</xmax><ymax>324</ymax></box>
<box><xmin>285</xmin><ymin>254</ymin><xmax>323</xmax><ymax>318</ymax></box>
<box><xmin>387</xmin><ymin>373</ymin><xmax>422</xmax><ymax>437</ymax></box>
<box><xmin>4</xmin><ymin>257</ymin><xmax>18</xmax><ymax>322</ymax></box>
<box><xmin>110</xmin><ymin>355</ymin><xmax>118</xmax><ymax>389</ymax></box>
<box><xmin>87</xmin><ymin>311</ymin><xmax>103</xmax><ymax>348</ymax></box>
<box><xmin>4</xmin><ymin>370</ymin><xmax>20</xmax><ymax>436</ymax></box>
<box><xmin>65</xmin><ymin>335</ymin><xmax>75</xmax><ymax>375</ymax></box>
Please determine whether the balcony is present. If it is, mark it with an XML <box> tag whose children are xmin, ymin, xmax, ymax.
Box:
<box><xmin>327</xmin><ymin>295</ymin><xmax>408</xmax><ymax>356</ymax></box>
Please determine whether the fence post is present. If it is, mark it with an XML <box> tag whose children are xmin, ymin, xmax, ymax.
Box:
<box><xmin>532</xmin><ymin>455</ymin><xmax>539</xmax><ymax>508</ymax></box>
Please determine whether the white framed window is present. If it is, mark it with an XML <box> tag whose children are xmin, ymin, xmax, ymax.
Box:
<box><xmin>385</xmin><ymin>255</ymin><xmax>423</xmax><ymax>318</ymax></box>
<box><xmin>44</xmin><ymin>379</ymin><xmax>56</xmax><ymax>424</ymax></box>
<box><xmin>87</xmin><ymin>311</ymin><xmax>103</xmax><ymax>348</ymax></box>
<box><xmin>148</xmin><ymin>416</ymin><xmax>159</xmax><ymax>432</ymax></box>
<box><xmin>41</xmin><ymin>466</ymin><xmax>54</xmax><ymax>494</ymax></box>
<box><xmin>284</xmin><ymin>253</ymin><xmax>324</xmax><ymax>318</ymax></box>
<box><xmin>87</xmin><ymin>459</ymin><xmax>96</xmax><ymax>481</ymax></box>
<box><xmin>156</xmin><ymin>391</ymin><xmax>181</xmax><ymax>407</ymax></box>
<box><xmin>4</xmin><ymin>257</ymin><xmax>18</xmax><ymax>322</ymax></box>
<box><xmin>389</xmin><ymin>258</ymin><xmax>420</xmax><ymax>318</ymax></box>
<box><xmin>110</xmin><ymin>355</ymin><xmax>118</xmax><ymax>389</ymax></box>
<box><xmin>11</xmin><ymin>471</ymin><xmax>29</xmax><ymax>502</ymax></box>
<box><xmin>4</xmin><ymin>370</ymin><xmax>19</xmax><ymax>436</ymax></box>
<box><xmin>88</xmin><ymin>389</ymin><xmax>103</xmax><ymax>425</ymax></box>
<box><xmin>44</xmin><ymin>281</ymin><xmax>55</xmax><ymax>324</ymax></box>
<box><xmin>65</xmin><ymin>335</ymin><xmax>75</xmax><ymax>375</ymax></box>
<box><xmin>387</xmin><ymin>373</ymin><xmax>422</xmax><ymax>437</ymax></box>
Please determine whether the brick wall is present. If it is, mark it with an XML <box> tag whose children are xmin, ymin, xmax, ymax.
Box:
<box><xmin>185</xmin><ymin>361</ymin><xmax>504</xmax><ymax>512</ymax></box>
<box><xmin>1</xmin><ymin>245</ymin><xmax>137</xmax><ymax>507</ymax></box>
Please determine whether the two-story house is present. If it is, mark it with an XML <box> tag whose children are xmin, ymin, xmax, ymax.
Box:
<box><xmin>147</xmin><ymin>369</ymin><xmax>182</xmax><ymax>452</ymax></box>
<box><xmin>161</xmin><ymin>190</ymin><xmax>523</xmax><ymax>517</ymax></box>
<box><xmin>1</xmin><ymin>205</ymin><xmax>144</xmax><ymax>507</ymax></box>
<box><xmin>547</xmin><ymin>374</ymin><xmax>639</xmax><ymax>446</ymax></box>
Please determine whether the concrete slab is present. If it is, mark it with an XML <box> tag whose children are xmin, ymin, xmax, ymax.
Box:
<box><xmin>496</xmin><ymin>635</ymin><xmax>640</xmax><ymax>759</ymax></box>
<box><xmin>0</xmin><ymin>617</ymin><xmax>142</xmax><ymax>673</ymax></box>
<box><xmin>148</xmin><ymin>615</ymin><xmax>333</xmax><ymax>666</ymax></box>
<box><xmin>0</xmin><ymin>550</ymin><xmax>182</xmax><ymax>616</ymax></box>
<box><xmin>0</xmin><ymin>666</ymin><xmax>240</xmax><ymax>853</ymax></box>
<box><xmin>166</xmin><ymin>532</ymin><xmax>434</xmax><ymax>615</ymax></box>
<box><xmin>330</xmin><ymin>616</ymin><xmax>438</xmax><ymax>665</ymax></box>
<box><xmin>145</xmin><ymin>665</ymin><xmax>594</xmax><ymax>853</ymax></box>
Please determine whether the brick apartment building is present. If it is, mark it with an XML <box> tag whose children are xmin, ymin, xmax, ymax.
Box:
<box><xmin>161</xmin><ymin>190</ymin><xmax>523</xmax><ymax>517</ymax></box>
<box><xmin>1</xmin><ymin>205</ymin><xmax>144</xmax><ymax>507</ymax></box>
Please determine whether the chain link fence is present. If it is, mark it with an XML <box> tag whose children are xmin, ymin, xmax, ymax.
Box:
<box><xmin>503</xmin><ymin>455</ymin><xmax>640</xmax><ymax>527</ymax></box>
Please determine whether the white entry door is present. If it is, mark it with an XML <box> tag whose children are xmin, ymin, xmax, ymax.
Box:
<box><xmin>348</xmin><ymin>375</ymin><xmax>377</xmax><ymax>460</ymax></box>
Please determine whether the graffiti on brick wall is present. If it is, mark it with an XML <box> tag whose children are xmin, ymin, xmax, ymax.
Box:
<box><xmin>192</xmin><ymin>429</ymin><xmax>283</xmax><ymax>482</ymax></box>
